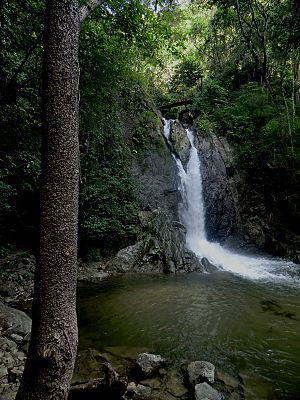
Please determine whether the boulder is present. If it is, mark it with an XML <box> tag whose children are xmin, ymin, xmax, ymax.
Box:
<box><xmin>0</xmin><ymin>302</ymin><xmax>31</xmax><ymax>337</ymax></box>
<box><xmin>107</xmin><ymin>210</ymin><xmax>204</xmax><ymax>274</ymax></box>
<box><xmin>140</xmin><ymin>377</ymin><xmax>162</xmax><ymax>390</ymax></box>
<box><xmin>164</xmin><ymin>367</ymin><xmax>189</xmax><ymax>398</ymax></box>
<box><xmin>201</xmin><ymin>258</ymin><xmax>219</xmax><ymax>273</ymax></box>
<box><xmin>136</xmin><ymin>353</ymin><xmax>166</xmax><ymax>375</ymax></box>
<box><xmin>107</xmin><ymin>241</ymin><xmax>144</xmax><ymax>273</ymax></box>
<box><xmin>187</xmin><ymin>361</ymin><xmax>215</xmax><ymax>385</ymax></box>
<box><xmin>135</xmin><ymin>384</ymin><xmax>152</xmax><ymax>397</ymax></box>
<box><xmin>77</xmin><ymin>260</ymin><xmax>110</xmax><ymax>282</ymax></box>
<box><xmin>195</xmin><ymin>382</ymin><xmax>222</xmax><ymax>400</ymax></box>
<box><xmin>139</xmin><ymin>210</ymin><xmax>204</xmax><ymax>273</ymax></box>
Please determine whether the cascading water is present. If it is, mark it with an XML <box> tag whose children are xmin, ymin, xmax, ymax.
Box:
<box><xmin>163</xmin><ymin>119</ymin><xmax>299</xmax><ymax>282</ymax></box>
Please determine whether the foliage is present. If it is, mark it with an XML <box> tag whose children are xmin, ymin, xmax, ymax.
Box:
<box><xmin>193</xmin><ymin>79</ymin><xmax>228</xmax><ymax>115</ymax></box>
<box><xmin>212</xmin><ymin>82</ymin><xmax>300</xmax><ymax>174</ymax></box>
<box><xmin>0</xmin><ymin>0</ymin><xmax>43</xmax><ymax>249</ymax></box>
<box><xmin>78</xmin><ymin>13</ymin><xmax>153</xmax><ymax>257</ymax></box>
<box><xmin>171</xmin><ymin>57</ymin><xmax>203</xmax><ymax>89</ymax></box>
<box><xmin>1</xmin><ymin>0</ymin><xmax>300</xmax><ymax>258</ymax></box>
<box><xmin>0</xmin><ymin>0</ymin><xmax>172</xmax><ymax>256</ymax></box>
<box><xmin>80</xmin><ymin>168</ymin><xmax>140</xmax><ymax>257</ymax></box>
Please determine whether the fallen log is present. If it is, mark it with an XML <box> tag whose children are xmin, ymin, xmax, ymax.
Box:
<box><xmin>159</xmin><ymin>99</ymin><xmax>193</xmax><ymax>110</ymax></box>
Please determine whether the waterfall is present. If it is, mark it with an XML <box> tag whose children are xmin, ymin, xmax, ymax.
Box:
<box><xmin>163</xmin><ymin>119</ymin><xmax>298</xmax><ymax>282</ymax></box>
<box><xmin>173</xmin><ymin>130</ymin><xmax>207</xmax><ymax>244</ymax></box>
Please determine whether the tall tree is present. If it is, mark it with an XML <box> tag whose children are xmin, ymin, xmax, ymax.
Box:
<box><xmin>15</xmin><ymin>0</ymin><xmax>171</xmax><ymax>397</ymax></box>
<box><xmin>15</xmin><ymin>0</ymin><xmax>99</xmax><ymax>398</ymax></box>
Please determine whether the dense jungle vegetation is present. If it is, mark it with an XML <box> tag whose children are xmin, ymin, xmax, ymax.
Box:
<box><xmin>1</xmin><ymin>0</ymin><xmax>300</xmax><ymax>259</ymax></box>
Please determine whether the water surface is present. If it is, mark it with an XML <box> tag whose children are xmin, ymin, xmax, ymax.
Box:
<box><xmin>78</xmin><ymin>271</ymin><xmax>300</xmax><ymax>399</ymax></box>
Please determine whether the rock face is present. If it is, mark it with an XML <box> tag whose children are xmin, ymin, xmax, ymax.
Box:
<box><xmin>197</xmin><ymin>132</ymin><xmax>239</xmax><ymax>245</ymax></box>
<box><xmin>196</xmin><ymin>126</ymin><xmax>300</xmax><ymax>260</ymax></box>
<box><xmin>169</xmin><ymin>120</ymin><xmax>190</xmax><ymax>166</ymax></box>
<box><xmin>108</xmin><ymin>210</ymin><xmax>204</xmax><ymax>274</ymax></box>
<box><xmin>119</xmin><ymin>115</ymin><xmax>209</xmax><ymax>275</ymax></box>
<box><xmin>127</xmin><ymin>116</ymin><xmax>207</xmax><ymax>274</ymax></box>
<box><xmin>131</xmin><ymin>118</ymin><xmax>180</xmax><ymax>220</ymax></box>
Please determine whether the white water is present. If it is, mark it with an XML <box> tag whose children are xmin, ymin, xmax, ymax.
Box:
<box><xmin>163</xmin><ymin>120</ymin><xmax>299</xmax><ymax>282</ymax></box>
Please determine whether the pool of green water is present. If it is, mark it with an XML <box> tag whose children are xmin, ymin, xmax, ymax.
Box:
<box><xmin>77</xmin><ymin>271</ymin><xmax>300</xmax><ymax>399</ymax></box>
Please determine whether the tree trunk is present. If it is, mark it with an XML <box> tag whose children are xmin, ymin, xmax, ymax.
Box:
<box><xmin>292</xmin><ymin>54</ymin><xmax>299</xmax><ymax>104</ymax></box>
<box><xmin>16</xmin><ymin>0</ymin><xmax>80</xmax><ymax>399</ymax></box>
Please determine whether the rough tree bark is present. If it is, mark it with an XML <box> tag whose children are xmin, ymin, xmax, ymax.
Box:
<box><xmin>15</xmin><ymin>0</ymin><xmax>105</xmax><ymax>398</ymax></box>
<box><xmin>16</xmin><ymin>0</ymin><xmax>80</xmax><ymax>398</ymax></box>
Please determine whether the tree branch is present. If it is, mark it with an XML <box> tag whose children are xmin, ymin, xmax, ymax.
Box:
<box><xmin>80</xmin><ymin>0</ymin><xmax>105</xmax><ymax>22</ymax></box>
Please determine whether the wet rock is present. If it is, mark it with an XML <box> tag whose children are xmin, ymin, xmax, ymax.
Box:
<box><xmin>179</xmin><ymin>110</ymin><xmax>194</xmax><ymax>129</ymax></box>
<box><xmin>165</xmin><ymin>367</ymin><xmax>189</xmax><ymax>398</ymax></box>
<box><xmin>201</xmin><ymin>258</ymin><xmax>219</xmax><ymax>273</ymax></box>
<box><xmin>229</xmin><ymin>393</ymin><xmax>242</xmax><ymax>400</ymax></box>
<box><xmin>108</xmin><ymin>210</ymin><xmax>204</xmax><ymax>274</ymax></box>
<box><xmin>138</xmin><ymin>210</ymin><xmax>204</xmax><ymax>273</ymax></box>
<box><xmin>125</xmin><ymin>382</ymin><xmax>153</xmax><ymax>398</ymax></box>
<box><xmin>169</xmin><ymin>120</ymin><xmax>190</xmax><ymax>166</ymax></box>
<box><xmin>150</xmin><ymin>392</ymin><xmax>178</xmax><ymax>400</ymax></box>
<box><xmin>215</xmin><ymin>370</ymin><xmax>239</xmax><ymax>389</ymax></box>
<box><xmin>187</xmin><ymin>361</ymin><xmax>215</xmax><ymax>385</ymax></box>
<box><xmin>140</xmin><ymin>377</ymin><xmax>162</xmax><ymax>390</ymax></box>
<box><xmin>77</xmin><ymin>261</ymin><xmax>110</xmax><ymax>282</ymax></box>
<box><xmin>195</xmin><ymin>382</ymin><xmax>222</xmax><ymax>400</ymax></box>
<box><xmin>135</xmin><ymin>384</ymin><xmax>152</xmax><ymax>397</ymax></box>
<box><xmin>136</xmin><ymin>353</ymin><xmax>166</xmax><ymax>375</ymax></box>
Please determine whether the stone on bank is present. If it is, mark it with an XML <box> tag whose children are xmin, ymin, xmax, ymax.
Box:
<box><xmin>136</xmin><ymin>352</ymin><xmax>166</xmax><ymax>375</ymax></box>
<box><xmin>195</xmin><ymin>382</ymin><xmax>222</xmax><ymax>400</ymax></box>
